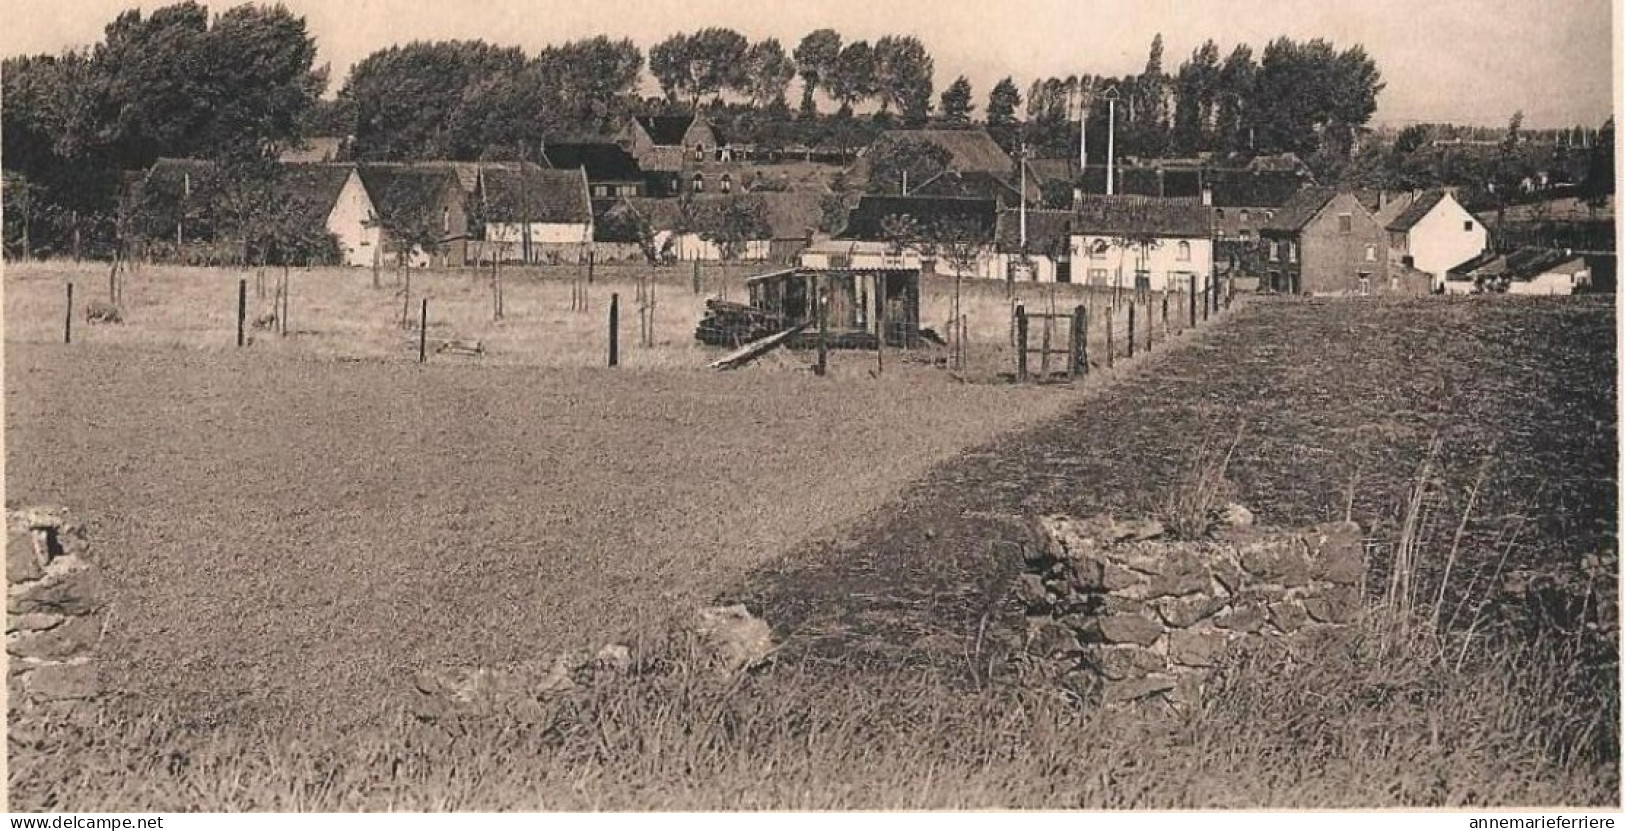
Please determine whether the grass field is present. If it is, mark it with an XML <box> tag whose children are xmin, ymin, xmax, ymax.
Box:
<box><xmin>6</xmin><ymin>282</ymin><xmax>1614</xmax><ymax>809</ymax></box>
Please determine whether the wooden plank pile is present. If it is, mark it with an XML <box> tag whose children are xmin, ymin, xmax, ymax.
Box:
<box><xmin>694</xmin><ymin>299</ymin><xmax>788</xmax><ymax>347</ymax></box>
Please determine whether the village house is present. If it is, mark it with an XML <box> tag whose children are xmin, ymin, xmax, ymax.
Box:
<box><xmin>1370</xmin><ymin>189</ymin><xmax>1489</xmax><ymax>291</ymax></box>
<box><xmin>991</xmin><ymin>208</ymin><xmax>1075</xmax><ymax>283</ymax></box>
<box><xmin>1260</xmin><ymin>188</ymin><xmax>1423</xmax><ymax>296</ymax></box>
<box><xmin>355</xmin><ymin>164</ymin><xmax>468</xmax><ymax>267</ymax></box>
<box><xmin>805</xmin><ymin>194</ymin><xmax>998</xmax><ymax>276</ymax></box>
<box><xmin>853</xmin><ymin>130</ymin><xmax>1040</xmax><ymax>204</ymax></box>
<box><xmin>283</xmin><ymin>163</ymin><xmax>382</xmax><ymax>268</ymax></box>
<box><xmin>616</xmin><ymin>114</ymin><xmax>730</xmax><ymax>196</ymax></box>
<box><xmin>613</xmin><ymin>191</ymin><xmax>826</xmax><ymax>263</ymax></box>
<box><xmin>541</xmin><ymin>142</ymin><xmax>649</xmax><ymax>198</ymax></box>
<box><xmin>1067</xmin><ymin>196</ymin><xmax>1215</xmax><ymax>292</ymax></box>
<box><xmin>1447</xmin><ymin>248</ymin><xmax>1593</xmax><ymax>295</ymax></box>
<box><xmin>475</xmin><ymin>165</ymin><xmax>593</xmax><ymax>263</ymax></box>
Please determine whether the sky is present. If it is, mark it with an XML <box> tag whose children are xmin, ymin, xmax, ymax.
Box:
<box><xmin>2</xmin><ymin>0</ymin><xmax>1618</xmax><ymax>128</ymax></box>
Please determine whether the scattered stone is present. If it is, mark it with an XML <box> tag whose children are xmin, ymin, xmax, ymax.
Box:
<box><xmin>593</xmin><ymin>643</ymin><xmax>633</xmax><ymax>674</ymax></box>
<box><xmin>9</xmin><ymin>612</ymin><xmax>65</xmax><ymax>634</ymax></box>
<box><xmin>8</xmin><ymin>615</ymin><xmax>100</xmax><ymax>661</ymax></box>
<box><xmin>695</xmin><ymin>605</ymin><xmax>775</xmax><ymax>672</ymax></box>
<box><xmin>1101</xmin><ymin>674</ymin><xmax>1177</xmax><ymax>705</ymax></box>
<box><xmin>1217</xmin><ymin>503</ymin><xmax>1255</xmax><ymax>528</ymax></box>
<box><xmin>1213</xmin><ymin>604</ymin><xmax>1267</xmax><ymax>633</ymax></box>
<box><xmin>84</xmin><ymin>301</ymin><xmax>123</xmax><ymax>324</ymax></box>
<box><xmin>7</xmin><ymin>531</ymin><xmax>43</xmax><ymax>583</ymax></box>
<box><xmin>1268</xmin><ymin>600</ymin><xmax>1309</xmax><ymax>633</ymax></box>
<box><xmin>1303</xmin><ymin>586</ymin><xmax>1364</xmax><ymax>625</ymax></box>
<box><xmin>1239</xmin><ymin>541</ymin><xmax>1311</xmax><ymax>587</ymax></box>
<box><xmin>1156</xmin><ymin>594</ymin><xmax>1226</xmax><ymax>629</ymax></box>
<box><xmin>9</xmin><ymin>574</ymin><xmax>103</xmax><ymax>617</ymax></box>
<box><xmin>1211</xmin><ymin>556</ymin><xmax>1248</xmax><ymax>594</ymax></box>
<box><xmin>1027</xmin><ymin>618</ymin><xmax>1081</xmax><ymax>657</ymax></box>
<box><xmin>1014</xmin><ymin>573</ymin><xmax>1051</xmax><ymax>610</ymax></box>
<box><xmin>1168</xmin><ymin>629</ymin><xmax>1227</xmax><ymax>667</ymax></box>
<box><xmin>1108</xmin><ymin>518</ymin><xmax>1166</xmax><ymax>542</ymax></box>
<box><xmin>1097</xmin><ymin>613</ymin><xmax>1162</xmax><ymax>647</ymax></box>
<box><xmin>1100</xmin><ymin>561</ymin><xmax>1143</xmax><ymax>591</ymax></box>
<box><xmin>1094</xmin><ymin>645</ymin><xmax>1167</xmax><ymax>681</ymax></box>
<box><xmin>1307</xmin><ymin>522</ymin><xmax>1365</xmax><ymax>585</ymax></box>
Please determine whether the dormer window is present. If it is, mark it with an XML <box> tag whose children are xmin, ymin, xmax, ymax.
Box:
<box><xmin>694</xmin><ymin>144</ymin><xmax>706</xmax><ymax>161</ymax></box>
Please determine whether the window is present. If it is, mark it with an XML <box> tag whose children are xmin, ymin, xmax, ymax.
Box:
<box><xmin>1176</xmin><ymin>241</ymin><xmax>1192</xmax><ymax>261</ymax></box>
<box><xmin>1464</xmin><ymin>220</ymin><xmax>1475</xmax><ymax>232</ymax></box>
<box><xmin>1268</xmin><ymin>240</ymin><xmax>1279</xmax><ymax>262</ymax></box>
<box><xmin>593</xmin><ymin>185</ymin><xmax>610</xmax><ymax>197</ymax></box>
<box><xmin>1240</xmin><ymin>209</ymin><xmax>1251</xmax><ymax>225</ymax></box>
<box><xmin>1359</xmin><ymin>273</ymin><xmax>1371</xmax><ymax>296</ymax></box>
<box><xmin>692</xmin><ymin>173</ymin><xmax>705</xmax><ymax>193</ymax></box>
<box><xmin>1088</xmin><ymin>268</ymin><xmax>1109</xmax><ymax>286</ymax></box>
<box><xmin>1364</xmin><ymin>244</ymin><xmax>1377</xmax><ymax>262</ymax></box>
<box><xmin>1287</xmin><ymin>242</ymin><xmax>1297</xmax><ymax>263</ymax></box>
<box><xmin>721</xmin><ymin>173</ymin><xmax>733</xmax><ymax>194</ymax></box>
<box><xmin>442</xmin><ymin>207</ymin><xmax>450</xmax><ymax>233</ymax></box>
<box><xmin>694</xmin><ymin>144</ymin><xmax>706</xmax><ymax>161</ymax></box>
<box><xmin>1338</xmin><ymin>213</ymin><xmax>1353</xmax><ymax>233</ymax></box>
<box><xmin>1215</xmin><ymin>208</ymin><xmax>1226</xmax><ymax>221</ymax></box>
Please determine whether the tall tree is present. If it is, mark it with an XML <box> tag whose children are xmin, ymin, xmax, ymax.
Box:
<box><xmin>1171</xmin><ymin>39</ymin><xmax>1221</xmax><ymax>155</ymax></box>
<box><xmin>827</xmin><ymin>40</ymin><xmax>877</xmax><ymax>114</ymax></box>
<box><xmin>1214</xmin><ymin>44</ymin><xmax>1257</xmax><ymax>154</ymax></box>
<box><xmin>939</xmin><ymin>76</ymin><xmax>975</xmax><ymax>127</ymax></box>
<box><xmin>1251</xmin><ymin>37</ymin><xmax>1383</xmax><ymax>158</ymax></box>
<box><xmin>742</xmin><ymin>39</ymin><xmax>796</xmax><ymax>109</ymax></box>
<box><xmin>872</xmin><ymin>35</ymin><xmax>934</xmax><ymax>126</ymax></box>
<box><xmin>865</xmin><ymin>137</ymin><xmax>953</xmax><ymax>194</ymax></box>
<box><xmin>793</xmin><ymin>29</ymin><xmax>842</xmax><ymax>116</ymax></box>
<box><xmin>649</xmin><ymin>28</ymin><xmax>749</xmax><ymax>108</ymax></box>
<box><xmin>341</xmin><ymin>40</ymin><xmax>528</xmax><ymax>160</ymax></box>
<box><xmin>986</xmin><ymin>76</ymin><xmax>1023</xmax><ymax>154</ymax></box>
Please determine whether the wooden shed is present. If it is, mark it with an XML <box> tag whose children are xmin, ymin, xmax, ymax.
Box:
<box><xmin>745</xmin><ymin>266</ymin><xmax>923</xmax><ymax>349</ymax></box>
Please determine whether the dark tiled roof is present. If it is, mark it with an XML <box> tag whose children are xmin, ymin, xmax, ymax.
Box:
<box><xmin>1383</xmin><ymin>189</ymin><xmax>1449</xmax><ymax>232</ymax></box>
<box><xmin>543</xmin><ymin>142</ymin><xmax>645</xmax><ymax>182</ymax></box>
<box><xmin>481</xmin><ymin>166</ymin><xmax>590</xmax><ymax>224</ymax></box>
<box><xmin>356</xmin><ymin>165</ymin><xmax>460</xmax><ymax>227</ymax></box>
<box><xmin>1448</xmin><ymin>251</ymin><xmax>1502</xmax><ymax>276</ymax></box>
<box><xmin>859</xmin><ymin>130</ymin><xmax>1015</xmax><ymax>176</ymax></box>
<box><xmin>1071</xmin><ymin>195</ymin><xmax>1212</xmax><ymax>238</ymax></box>
<box><xmin>1503</xmin><ymin>248</ymin><xmax>1588</xmax><ymax>281</ymax></box>
<box><xmin>279</xmin><ymin>164</ymin><xmax>357</xmax><ymax>226</ymax></box>
<box><xmin>635</xmin><ymin>115</ymin><xmax>699</xmax><ymax>146</ymax></box>
<box><xmin>1262</xmin><ymin>187</ymin><xmax>1339</xmax><ymax>232</ymax></box>
<box><xmin>836</xmin><ymin>195</ymin><xmax>998</xmax><ymax>241</ymax></box>
<box><xmin>1026</xmin><ymin>158</ymin><xmax>1081</xmax><ymax>185</ymax></box>
<box><xmin>909</xmin><ymin>169</ymin><xmax>1024</xmax><ymax>202</ymax></box>
<box><xmin>995</xmin><ymin>209</ymin><xmax>1075</xmax><ymax>253</ymax></box>
<box><xmin>1206</xmin><ymin>170</ymin><xmax>1311</xmax><ymax>208</ymax></box>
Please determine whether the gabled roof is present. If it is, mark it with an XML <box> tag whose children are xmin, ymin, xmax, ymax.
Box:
<box><xmin>139</xmin><ymin>157</ymin><xmax>217</xmax><ymax>196</ymax></box>
<box><xmin>908</xmin><ymin>169</ymin><xmax>1027</xmax><ymax>203</ymax></box>
<box><xmin>1025</xmin><ymin>158</ymin><xmax>1082</xmax><ymax>186</ymax></box>
<box><xmin>1447</xmin><ymin>250</ymin><xmax>1503</xmax><ymax>277</ymax></box>
<box><xmin>1071</xmin><ymin>195</ymin><xmax>1212</xmax><ymax>238</ymax></box>
<box><xmin>1383</xmin><ymin>190</ymin><xmax>1450</xmax><ymax>232</ymax></box>
<box><xmin>860</xmin><ymin>130</ymin><xmax>1015</xmax><ymax>176</ymax></box>
<box><xmin>1262</xmin><ymin>187</ymin><xmax>1340</xmax><ymax>232</ymax></box>
<box><xmin>356</xmin><ymin>164</ymin><xmax>460</xmax><ymax>217</ymax></box>
<box><xmin>543</xmin><ymin>142</ymin><xmax>645</xmax><ymax>182</ymax></box>
<box><xmin>279</xmin><ymin>164</ymin><xmax>358</xmax><ymax>225</ymax></box>
<box><xmin>835</xmin><ymin>195</ymin><xmax>998</xmax><ymax>241</ymax></box>
<box><xmin>480</xmin><ymin>166</ymin><xmax>591</xmax><ymax>224</ymax></box>
<box><xmin>634</xmin><ymin>115</ymin><xmax>701</xmax><ymax>146</ymax></box>
<box><xmin>995</xmin><ymin>209</ymin><xmax>1075</xmax><ymax>253</ymax></box>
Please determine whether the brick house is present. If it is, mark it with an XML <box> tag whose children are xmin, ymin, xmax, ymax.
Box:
<box><xmin>617</xmin><ymin>115</ymin><xmax>726</xmax><ymax>197</ymax></box>
<box><xmin>542</xmin><ymin>142</ymin><xmax>648</xmax><ymax>198</ymax></box>
<box><xmin>1259</xmin><ymin>189</ymin><xmax>1395</xmax><ymax>295</ymax></box>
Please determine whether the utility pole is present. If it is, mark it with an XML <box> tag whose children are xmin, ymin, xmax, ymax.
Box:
<box><xmin>1105</xmin><ymin>86</ymin><xmax>1120</xmax><ymax>196</ymax></box>
<box><xmin>1019</xmin><ymin>142</ymin><xmax>1028</xmax><ymax>250</ymax></box>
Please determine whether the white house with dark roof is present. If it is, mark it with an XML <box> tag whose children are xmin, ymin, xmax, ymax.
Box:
<box><xmin>1067</xmin><ymin>196</ymin><xmax>1215</xmax><ymax>292</ymax></box>
<box><xmin>1374</xmin><ymin>189</ymin><xmax>1488</xmax><ymax>291</ymax></box>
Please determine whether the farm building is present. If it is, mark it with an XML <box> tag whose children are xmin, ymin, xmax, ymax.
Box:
<box><xmin>992</xmin><ymin>209</ymin><xmax>1076</xmax><ymax>283</ymax></box>
<box><xmin>477</xmin><ymin>165</ymin><xmax>593</xmax><ymax>263</ymax></box>
<box><xmin>1449</xmin><ymin>248</ymin><xmax>1593</xmax><ymax>295</ymax></box>
<box><xmin>542</xmin><ymin>142</ymin><xmax>649</xmax><ymax>198</ymax></box>
<box><xmin>1260</xmin><ymin>189</ymin><xmax>1393</xmax><ymax>295</ymax></box>
<box><xmin>355</xmin><ymin>164</ymin><xmax>468</xmax><ymax>268</ymax></box>
<box><xmin>852</xmin><ymin>130</ymin><xmax>1039</xmax><ymax>203</ymax></box>
<box><xmin>614</xmin><ymin>192</ymin><xmax>824</xmax><ymax>262</ymax></box>
<box><xmin>617</xmin><ymin>114</ymin><xmax>725</xmax><ymax>174</ymax></box>
<box><xmin>1067</xmin><ymin>196</ymin><xmax>1215</xmax><ymax>293</ymax></box>
<box><xmin>282</xmin><ymin>164</ymin><xmax>382</xmax><ymax>268</ymax></box>
<box><xmin>826</xmin><ymin>195</ymin><xmax>999</xmax><ymax>278</ymax></box>
<box><xmin>1373</xmin><ymin>189</ymin><xmax>1488</xmax><ymax>291</ymax></box>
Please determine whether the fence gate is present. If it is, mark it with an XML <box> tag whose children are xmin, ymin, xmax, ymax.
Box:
<box><xmin>1011</xmin><ymin>303</ymin><xmax>1088</xmax><ymax>383</ymax></box>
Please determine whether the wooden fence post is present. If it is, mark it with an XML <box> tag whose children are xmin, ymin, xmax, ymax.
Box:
<box><xmin>1127</xmin><ymin>301</ymin><xmax>1136</xmax><ymax>359</ymax></box>
<box><xmin>609</xmin><ymin>292</ymin><xmax>620</xmax><ymax>367</ymax></box>
<box><xmin>1105</xmin><ymin>304</ymin><xmax>1114</xmax><ymax>369</ymax></box>
<box><xmin>874</xmin><ymin>273</ymin><xmax>884</xmax><ymax>375</ymax></box>
<box><xmin>1189</xmin><ymin>273</ymin><xmax>1198</xmax><ymax>328</ymax></box>
<box><xmin>692</xmin><ymin>259</ymin><xmax>701</xmax><ymax>294</ymax></box>
<box><xmin>815</xmin><ymin>276</ymin><xmax>828</xmax><ymax>377</ymax></box>
<box><xmin>1071</xmin><ymin>304</ymin><xmax>1087</xmax><ymax>379</ymax></box>
<box><xmin>237</xmin><ymin>279</ymin><xmax>247</xmax><ymax>347</ymax></box>
<box><xmin>1014</xmin><ymin>304</ymin><xmax>1028</xmax><ymax>382</ymax></box>
<box><xmin>1203</xmin><ymin>275</ymin><xmax>1210</xmax><ymax>322</ymax></box>
<box><xmin>1162</xmin><ymin>290</ymin><xmax>1169</xmax><ymax>340</ymax></box>
<box><xmin>1039</xmin><ymin>313</ymin><xmax>1052</xmax><ymax>379</ymax></box>
<box><xmin>64</xmin><ymin>282</ymin><xmax>73</xmax><ymax>345</ymax></box>
<box><xmin>419</xmin><ymin>298</ymin><xmax>428</xmax><ymax>364</ymax></box>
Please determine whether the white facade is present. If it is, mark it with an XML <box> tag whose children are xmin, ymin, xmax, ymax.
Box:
<box><xmin>653</xmin><ymin>231</ymin><xmax>771</xmax><ymax>262</ymax></box>
<box><xmin>1507</xmin><ymin>263</ymin><xmax>1591</xmax><ymax>295</ymax></box>
<box><xmin>1390</xmin><ymin>193</ymin><xmax>1488</xmax><ymax>290</ymax></box>
<box><xmin>329</xmin><ymin>170</ymin><xmax>383</xmax><ymax>268</ymax></box>
<box><xmin>1069</xmin><ymin>234</ymin><xmax>1214</xmax><ymax>292</ymax></box>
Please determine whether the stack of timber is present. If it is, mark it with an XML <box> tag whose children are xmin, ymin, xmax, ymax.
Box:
<box><xmin>694</xmin><ymin>299</ymin><xmax>788</xmax><ymax>346</ymax></box>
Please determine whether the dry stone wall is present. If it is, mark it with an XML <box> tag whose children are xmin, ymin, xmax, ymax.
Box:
<box><xmin>1020</xmin><ymin>513</ymin><xmax>1366</xmax><ymax>707</ymax></box>
<box><xmin>8</xmin><ymin>507</ymin><xmax>103</xmax><ymax>716</ymax></box>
